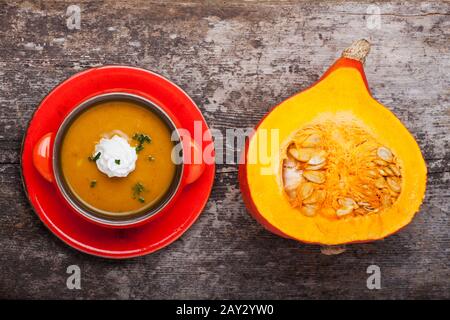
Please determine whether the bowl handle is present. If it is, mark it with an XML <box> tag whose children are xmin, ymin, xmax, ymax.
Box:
<box><xmin>183</xmin><ymin>137</ymin><xmax>205</xmax><ymax>184</ymax></box>
<box><xmin>33</xmin><ymin>132</ymin><xmax>54</xmax><ymax>183</ymax></box>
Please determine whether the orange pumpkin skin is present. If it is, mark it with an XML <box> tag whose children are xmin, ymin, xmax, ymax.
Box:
<box><xmin>238</xmin><ymin>40</ymin><xmax>427</xmax><ymax>245</ymax></box>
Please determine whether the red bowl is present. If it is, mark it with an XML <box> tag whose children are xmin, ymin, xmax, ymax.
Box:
<box><xmin>21</xmin><ymin>66</ymin><xmax>215</xmax><ymax>258</ymax></box>
<box><xmin>33</xmin><ymin>92</ymin><xmax>205</xmax><ymax>228</ymax></box>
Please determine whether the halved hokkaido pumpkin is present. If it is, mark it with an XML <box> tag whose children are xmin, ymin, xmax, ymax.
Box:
<box><xmin>239</xmin><ymin>40</ymin><xmax>427</xmax><ymax>245</ymax></box>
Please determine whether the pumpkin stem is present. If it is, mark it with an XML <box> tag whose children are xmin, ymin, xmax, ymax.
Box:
<box><xmin>342</xmin><ymin>39</ymin><xmax>371</xmax><ymax>64</ymax></box>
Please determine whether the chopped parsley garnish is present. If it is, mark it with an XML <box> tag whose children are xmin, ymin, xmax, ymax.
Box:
<box><xmin>132</xmin><ymin>133</ymin><xmax>151</xmax><ymax>153</ymax></box>
<box><xmin>88</xmin><ymin>152</ymin><xmax>101</xmax><ymax>162</ymax></box>
<box><xmin>132</xmin><ymin>182</ymin><xmax>145</xmax><ymax>203</ymax></box>
<box><xmin>133</xmin><ymin>133</ymin><xmax>151</xmax><ymax>144</ymax></box>
<box><xmin>90</xmin><ymin>180</ymin><xmax>97</xmax><ymax>188</ymax></box>
<box><xmin>115</xmin><ymin>159</ymin><xmax>121</xmax><ymax>165</ymax></box>
<box><xmin>135</xmin><ymin>144</ymin><xmax>144</xmax><ymax>153</ymax></box>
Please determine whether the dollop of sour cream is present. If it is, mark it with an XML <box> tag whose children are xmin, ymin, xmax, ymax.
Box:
<box><xmin>93</xmin><ymin>135</ymin><xmax>137</xmax><ymax>178</ymax></box>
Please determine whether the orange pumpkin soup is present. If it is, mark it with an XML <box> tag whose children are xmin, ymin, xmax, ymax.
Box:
<box><xmin>60</xmin><ymin>100</ymin><xmax>177</xmax><ymax>215</ymax></box>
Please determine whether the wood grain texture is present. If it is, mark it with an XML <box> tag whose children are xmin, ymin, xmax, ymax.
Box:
<box><xmin>0</xmin><ymin>0</ymin><xmax>449</xmax><ymax>299</ymax></box>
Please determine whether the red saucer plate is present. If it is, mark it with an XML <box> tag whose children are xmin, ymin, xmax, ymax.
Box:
<box><xmin>21</xmin><ymin>66</ymin><xmax>215</xmax><ymax>259</ymax></box>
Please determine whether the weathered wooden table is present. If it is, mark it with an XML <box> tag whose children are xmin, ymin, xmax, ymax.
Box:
<box><xmin>0</xmin><ymin>1</ymin><xmax>449</xmax><ymax>299</ymax></box>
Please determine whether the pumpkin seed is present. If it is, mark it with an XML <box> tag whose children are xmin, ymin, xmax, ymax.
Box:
<box><xmin>377</xmin><ymin>147</ymin><xmax>393</xmax><ymax>162</ymax></box>
<box><xmin>308</xmin><ymin>151</ymin><xmax>326</xmax><ymax>165</ymax></box>
<box><xmin>367</xmin><ymin>170</ymin><xmax>379</xmax><ymax>178</ymax></box>
<box><xmin>387</xmin><ymin>188</ymin><xmax>400</xmax><ymax>197</ymax></box>
<box><xmin>304</xmin><ymin>189</ymin><xmax>327</xmax><ymax>205</ymax></box>
<box><xmin>302</xmin><ymin>133</ymin><xmax>321</xmax><ymax>147</ymax></box>
<box><xmin>374</xmin><ymin>159</ymin><xmax>388</xmax><ymax>166</ymax></box>
<box><xmin>297</xmin><ymin>148</ymin><xmax>315</xmax><ymax>162</ymax></box>
<box><xmin>336</xmin><ymin>206</ymin><xmax>354</xmax><ymax>217</ymax></box>
<box><xmin>298</xmin><ymin>182</ymin><xmax>314</xmax><ymax>200</ymax></box>
<box><xmin>288</xmin><ymin>146</ymin><xmax>302</xmax><ymax>161</ymax></box>
<box><xmin>363</xmin><ymin>206</ymin><xmax>379</xmax><ymax>212</ymax></box>
<box><xmin>383</xmin><ymin>167</ymin><xmax>394</xmax><ymax>176</ymax></box>
<box><xmin>305</xmin><ymin>162</ymin><xmax>326</xmax><ymax>170</ymax></box>
<box><xmin>308</xmin><ymin>156</ymin><xmax>326</xmax><ymax>166</ymax></box>
<box><xmin>381</xmin><ymin>194</ymin><xmax>392</xmax><ymax>206</ymax></box>
<box><xmin>301</xmin><ymin>204</ymin><xmax>318</xmax><ymax>217</ymax></box>
<box><xmin>386</xmin><ymin>177</ymin><xmax>401</xmax><ymax>193</ymax></box>
<box><xmin>303</xmin><ymin>170</ymin><xmax>325</xmax><ymax>184</ymax></box>
<box><xmin>374</xmin><ymin>177</ymin><xmax>386</xmax><ymax>189</ymax></box>
<box><xmin>286</xmin><ymin>189</ymin><xmax>297</xmax><ymax>200</ymax></box>
<box><xmin>303</xmin><ymin>195</ymin><xmax>317</xmax><ymax>205</ymax></box>
<box><xmin>389</xmin><ymin>164</ymin><xmax>401</xmax><ymax>176</ymax></box>
<box><xmin>338</xmin><ymin>197</ymin><xmax>357</xmax><ymax>209</ymax></box>
<box><xmin>289</xmin><ymin>146</ymin><xmax>313</xmax><ymax>162</ymax></box>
